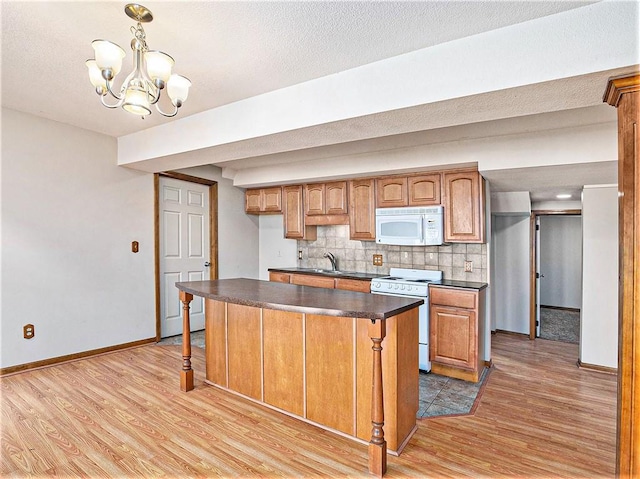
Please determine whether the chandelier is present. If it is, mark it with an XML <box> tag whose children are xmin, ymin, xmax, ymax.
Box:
<box><xmin>86</xmin><ymin>4</ymin><xmax>191</xmax><ymax>118</ymax></box>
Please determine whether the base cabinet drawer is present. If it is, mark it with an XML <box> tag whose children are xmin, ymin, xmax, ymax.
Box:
<box><xmin>269</xmin><ymin>272</ymin><xmax>291</xmax><ymax>283</ymax></box>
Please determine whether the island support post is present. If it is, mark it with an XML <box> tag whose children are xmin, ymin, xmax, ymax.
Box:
<box><xmin>179</xmin><ymin>291</ymin><xmax>194</xmax><ymax>392</ymax></box>
<box><xmin>368</xmin><ymin>318</ymin><xmax>387</xmax><ymax>476</ymax></box>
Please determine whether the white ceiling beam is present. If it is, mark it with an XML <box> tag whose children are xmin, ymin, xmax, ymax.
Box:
<box><xmin>118</xmin><ymin>1</ymin><xmax>638</xmax><ymax>172</ymax></box>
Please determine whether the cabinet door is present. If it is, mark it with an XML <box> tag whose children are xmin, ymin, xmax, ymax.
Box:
<box><xmin>443</xmin><ymin>171</ymin><xmax>485</xmax><ymax>243</ymax></box>
<box><xmin>408</xmin><ymin>174</ymin><xmax>441</xmax><ymax>206</ymax></box>
<box><xmin>284</xmin><ymin>185</ymin><xmax>316</xmax><ymax>240</ymax></box>
<box><xmin>376</xmin><ymin>177</ymin><xmax>407</xmax><ymax>208</ymax></box>
<box><xmin>305</xmin><ymin>183</ymin><xmax>325</xmax><ymax>216</ymax></box>
<box><xmin>349</xmin><ymin>179</ymin><xmax>376</xmax><ymax>240</ymax></box>
<box><xmin>325</xmin><ymin>181</ymin><xmax>348</xmax><ymax>215</ymax></box>
<box><xmin>245</xmin><ymin>189</ymin><xmax>263</xmax><ymax>213</ymax></box>
<box><xmin>227</xmin><ymin>303</ymin><xmax>262</xmax><ymax>400</ymax></box>
<box><xmin>263</xmin><ymin>309</ymin><xmax>304</xmax><ymax>416</ymax></box>
<box><xmin>290</xmin><ymin>274</ymin><xmax>335</xmax><ymax>289</ymax></box>
<box><xmin>430</xmin><ymin>305</ymin><xmax>477</xmax><ymax>371</ymax></box>
<box><xmin>262</xmin><ymin>187</ymin><xmax>282</xmax><ymax>212</ymax></box>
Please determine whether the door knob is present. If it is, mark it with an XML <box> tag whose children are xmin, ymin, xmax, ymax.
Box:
<box><xmin>204</xmin><ymin>262</ymin><xmax>211</xmax><ymax>267</ymax></box>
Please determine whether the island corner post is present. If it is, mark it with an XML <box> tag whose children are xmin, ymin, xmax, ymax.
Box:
<box><xmin>179</xmin><ymin>290</ymin><xmax>194</xmax><ymax>392</ymax></box>
<box><xmin>175</xmin><ymin>286</ymin><xmax>394</xmax><ymax>477</ymax></box>
<box><xmin>368</xmin><ymin>317</ymin><xmax>387</xmax><ymax>477</ymax></box>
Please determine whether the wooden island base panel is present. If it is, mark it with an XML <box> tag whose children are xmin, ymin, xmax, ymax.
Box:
<box><xmin>176</xmin><ymin>279</ymin><xmax>423</xmax><ymax>477</ymax></box>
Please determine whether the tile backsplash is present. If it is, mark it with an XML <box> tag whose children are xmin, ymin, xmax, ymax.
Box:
<box><xmin>297</xmin><ymin>225</ymin><xmax>487</xmax><ymax>282</ymax></box>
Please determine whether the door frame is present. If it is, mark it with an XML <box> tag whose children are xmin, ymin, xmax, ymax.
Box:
<box><xmin>528</xmin><ymin>209</ymin><xmax>581</xmax><ymax>340</ymax></box>
<box><xmin>154</xmin><ymin>172</ymin><xmax>218</xmax><ymax>341</ymax></box>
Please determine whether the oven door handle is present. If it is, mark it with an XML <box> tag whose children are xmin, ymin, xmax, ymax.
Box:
<box><xmin>371</xmin><ymin>290</ymin><xmax>427</xmax><ymax>300</ymax></box>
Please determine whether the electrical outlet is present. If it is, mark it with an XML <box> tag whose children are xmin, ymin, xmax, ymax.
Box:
<box><xmin>464</xmin><ymin>260</ymin><xmax>473</xmax><ymax>273</ymax></box>
<box><xmin>23</xmin><ymin>324</ymin><xmax>34</xmax><ymax>339</ymax></box>
<box><xmin>298</xmin><ymin>250</ymin><xmax>303</xmax><ymax>260</ymax></box>
<box><xmin>373</xmin><ymin>254</ymin><xmax>383</xmax><ymax>266</ymax></box>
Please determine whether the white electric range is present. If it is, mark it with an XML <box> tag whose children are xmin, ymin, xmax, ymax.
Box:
<box><xmin>370</xmin><ymin>267</ymin><xmax>443</xmax><ymax>372</ymax></box>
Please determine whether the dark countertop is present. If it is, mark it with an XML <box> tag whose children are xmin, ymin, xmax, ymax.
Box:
<box><xmin>268</xmin><ymin>267</ymin><xmax>380</xmax><ymax>281</ymax></box>
<box><xmin>429</xmin><ymin>279</ymin><xmax>488</xmax><ymax>291</ymax></box>
<box><xmin>176</xmin><ymin>278</ymin><xmax>423</xmax><ymax>320</ymax></box>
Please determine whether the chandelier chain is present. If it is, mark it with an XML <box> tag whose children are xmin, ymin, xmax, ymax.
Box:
<box><xmin>131</xmin><ymin>23</ymin><xmax>148</xmax><ymax>51</ymax></box>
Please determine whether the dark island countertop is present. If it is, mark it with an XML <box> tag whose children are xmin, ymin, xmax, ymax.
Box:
<box><xmin>429</xmin><ymin>279</ymin><xmax>488</xmax><ymax>291</ymax></box>
<box><xmin>267</xmin><ymin>267</ymin><xmax>380</xmax><ymax>281</ymax></box>
<box><xmin>176</xmin><ymin>278</ymin><xmax>422</xmax><ymax>320</ymax></box>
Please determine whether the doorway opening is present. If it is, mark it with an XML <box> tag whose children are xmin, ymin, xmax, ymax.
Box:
<box><xmin>529</xmin><ymin>209</ymin><xmax>581</xmax><ymax>342</ymax></box>
<box><xmin>154</xmin><ymin>172</ymin><xmax>218</xmax><ymax>341</ymax></box>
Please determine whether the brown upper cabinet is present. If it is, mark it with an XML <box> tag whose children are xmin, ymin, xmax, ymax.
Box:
<box><xmin>304</xmin><ymin>181</ymin><xmax>349</xmax><ymax>223</ymax></box>
<box><xmin>376</xmin><ymin>174</ymin><xmax>441</xmax><ymax>208</ymax></box>
<box><xmin>283</xmin><ymin>185</ymin><xmax>317</xmax><ymax>240</ymax></box>
<box><xmin>408</xmin><ymin>174</ymin><xmax>441</xmax><ymax>206</ymax></box>
<box><xmin>443</xmin><ymin>170</ymin><xmax>485</xmax><ymax>243</ymax></box>
<box><xmin>349</xmin><ymin>179</ymin><xmax>376</xmax><ymax>241</ymax></box>
<box><xmin>245</xmin><ymin>187</ymin><xmax>282</xmax><ymax>214</ymax></box>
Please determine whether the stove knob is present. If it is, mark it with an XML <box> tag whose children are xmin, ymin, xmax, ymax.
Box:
<box><xmin>373</xmin><ymin>282</ymin><xmax>380</xmax><ymax>288</ymax></box>
<box><xmin>387</xmin><ymin>283</ymin><xmax>392</xmax><ymax>289</ymax></box>
<box><xmin>400</xmin><ymin>285</ymin><xmax>405</xmax><ymax>290</ymax></box>
<box><xmin>407</xmin><ymin>285</ymin><xmax>412</xmax><ymax>292</ymax></box>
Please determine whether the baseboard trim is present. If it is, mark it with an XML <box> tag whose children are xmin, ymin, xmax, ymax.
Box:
<box><xmin>541</xmin><ymin>305</ymin><xmax>581</xmax><ymax>313</ymax></box>
<box><xmin>495</xmin><ymin>329</ymin><xmax>530</xmax><ymax>338</ymax></box>
<box><xmin>0</xmin><ymin>337</ymin><xmax>156</xmax><ymax>377</ymax></box>
<box><xmin>577</xmin><ymin>360</ymin><xmax>617</xmax><ymax>375</ymax></box>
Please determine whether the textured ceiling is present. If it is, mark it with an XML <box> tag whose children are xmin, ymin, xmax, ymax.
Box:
<box><xmin>1</xmin><ymin>0</ymin><xmax>628</xmax><ymax>202</ymax></box>
<box><xmin>1</xmin><ymin>1</ymin><xmax>597</xmax><ymax>138</ymax></box>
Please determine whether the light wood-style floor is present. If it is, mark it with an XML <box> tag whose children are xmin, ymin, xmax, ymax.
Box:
<box><xmin>1</xmin><ymin>333</ymin><xmax>617</xmax><ymax>477</ymax></box>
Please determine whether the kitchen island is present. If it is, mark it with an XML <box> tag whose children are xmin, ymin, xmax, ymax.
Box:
<box><xmin>175</xmin><ymin>278</ymin><xmax>423</xmax><ymax>477</ymax></box>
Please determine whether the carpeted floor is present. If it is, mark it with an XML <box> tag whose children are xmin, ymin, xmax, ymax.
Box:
<box><xmin>540</xmin><ymin>307</ymin><xmax>580</xmax><ymax>344</ymax></box>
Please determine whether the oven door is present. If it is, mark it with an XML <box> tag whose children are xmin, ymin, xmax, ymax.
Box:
<box><xmin>370</xmin><ymin>290</ymin><xmax>431</xmax><ymax>372</ymax></box>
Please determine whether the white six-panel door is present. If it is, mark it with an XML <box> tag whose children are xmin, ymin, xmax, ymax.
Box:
<box><xmin>159</xmin><ymin>177</ymin><xmax>210</xmax><ymax>338</ymax></box>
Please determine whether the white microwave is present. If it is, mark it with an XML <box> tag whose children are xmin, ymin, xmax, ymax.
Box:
<box><xmin>375</xmin><ymin>206</ymin><xmax>444</xmax><ymax>246</ymax></box>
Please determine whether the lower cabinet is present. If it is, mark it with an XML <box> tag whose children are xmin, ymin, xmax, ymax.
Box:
<box><xmin>204</xmin><ymin>298</ymin><xmax>418</xmax><ymax>453</ymax></box>
<box><xmin>269</xmin><ymin>271</ymin><xmax>371</xmax><ymax>292</ymax></box>
<box><xmin>428</xmin><ymin>285</ymin><xmax>486</xmax><ymax>382</ymax></box>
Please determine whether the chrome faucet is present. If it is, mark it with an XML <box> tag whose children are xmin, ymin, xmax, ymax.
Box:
<box><xmin>323</xmin><ymin>252</ymin><xmax>338</xmax><ymax>271</ymax></box>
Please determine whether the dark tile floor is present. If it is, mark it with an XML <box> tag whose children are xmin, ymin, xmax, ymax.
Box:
<box><xmin>418</xmin><ymin>369</ymin><xmax>487</xmax><ymax>418</ymax></box>
<box><xmin>159</xmin><ymin>331</ymin><xmax>487</xmax><ymax>419</ymax></box>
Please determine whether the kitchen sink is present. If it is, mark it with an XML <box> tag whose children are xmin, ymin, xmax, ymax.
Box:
<box><xmin>301</xmin><ymin>268</ymin><xmax>345</xmax><ymax>275</ymax></box>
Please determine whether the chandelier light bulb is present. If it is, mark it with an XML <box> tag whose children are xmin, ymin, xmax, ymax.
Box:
<box><xmin>167</xmin><ymin>74</ymin><xmax>192</xmax><ymax>107</ymax></box>
<box><xmin>145</xmin><ymin>51</ymin><xmax>174</xmax><ymax>88</ymax></box>
<box><xmin>91</xmin><ymin>40</ymin><xmax>126</xmax><ymax>79</ymax></box>
<box><xmin>123</xmin><ymin>86</ymin><xmax>152</xmax><ymax>116</ymax></box>
<box><xmin>86</xmin><ymin>60</ymin><xmax>107</xmax><ymax>94</ymax></box>
<box><xmin>87</xmin><ymin>4</ymin><xmax>190</xmax><ymax>118</ymax></box>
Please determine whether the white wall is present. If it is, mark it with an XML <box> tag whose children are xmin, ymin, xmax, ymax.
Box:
<box><xmin>1</xmin><ymin>109</ymin><xmax>155</xmax><ymax>369</ymax></box>
<box><xmin>258</xmin><ymin>215</ymin><xmax>297</xmax><ymax>280</ymax></box>
<box><xmin>540</xmin><ymin>215</ymin><xmax>582</xmax><ymax>309</ymax></box>
<box><xmin>580</xmin><ymin>185</ymin><xmax>618</xmax><ymax>368</ymax></box>
<box><xmin>532</xmin><ymin>200</ymin><xmax>582</xmax><ymax>211</ymax></box>
<box><xmin>174</xmin><ymin>165</ymin><xmax>260</xmax><ymax>280</ymax></box>
<box><xmin>491</xmin><ymin>215</ymin><xmax>530</xmax><ymax>334</ymax></box>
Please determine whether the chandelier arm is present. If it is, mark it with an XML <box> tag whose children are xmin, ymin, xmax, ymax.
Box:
<box><xmin>154</xmin><ymin>102</ymin><xmax>179</xmax><ymax>118</ymax></box>
<box><xmin>104</xmin><ymin>78</ymin><xmax>125</xmax><ymax>101</ymax></box>
<box><xmin>148</xmin><ymin>84</ymin><xmax>160</xmax><ymax>105</ymax></box>
<box><xmin>100</xmin><ymin>94</ymin><xmax>125</xmax><ymax>109</ymax></box>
